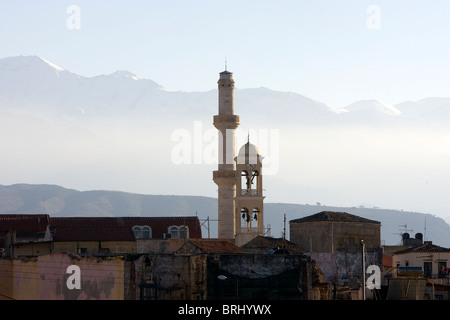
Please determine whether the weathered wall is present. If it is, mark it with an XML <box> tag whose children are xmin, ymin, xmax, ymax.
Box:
<box><xmin>51</xmin><ymin>241</ymin><xmax>136</xmax><ymax>255</ymax></box>
<box><xmin>207</xmin><ymin>254</ymin><xmax>306</xmax><ymax>300</ymax></box>
<box><xmin>136</xmin><ymin>238</ymin><xmax>188</xmax><ymax>254</ymax></box>
<box><xmin>2</xmin><ymin>252</ymin><xmax>124</xmax><ymax>300</ymax></box>
<box><xmin>308</xmin><ymin>249</ymin><xmax>382</xmax><ymax>285</ymax></box>
<box><xmin>13</xmin><ymin>242</ymin><xmax>51</xmax><ymax>257</ymax></box>
<box><xmin>290</xmin><ymin>221</ymin><xmax>380</xmax><ymax>253</ymax></box>
<box><xmin>124</xmin><ymin>253</ymin><xmax>207</xmax><ymax>300</ymax></box>
<box><xmin>0</xmin><ymin>259</ymin><xmax>13</xmax><ymax>300</ymax></box>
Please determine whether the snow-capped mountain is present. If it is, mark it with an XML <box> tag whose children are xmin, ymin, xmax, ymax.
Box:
<box><xmin>2</xmin><ymin>55</ymin><xmax>447</xmax><ymax>127</ymax></box>
<box><xmin>340</xmin><ymin>100</ymin><xmax>402</xmax><ymax>116</ymax></box>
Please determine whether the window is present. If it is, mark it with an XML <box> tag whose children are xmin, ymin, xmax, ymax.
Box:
<box><xmin>179</xmin><ymin>226</ymin><xmax>188</xmax><ymax>239</ymax></box>
<box><xmin>424</xmin><ymin>261</ymin><xmax>432</xmax><ymax>278</ymax></box>
<box><xmin>133</xmin><ymin>225</ymin><xmax>152</xmax><ymax>239</ymax></box>
<box><xmin>169</xmin><ymin>225</ymin><xmax>189</xmax><ymax>239</ymax></box>
<box><xmin>142</xmin><ymin>226</ymin><xmax>151</xmax><ymax>239</ymax></box>
<box><xmin>438</xmin><ymin>261</ymin><xmax>447</xmax><ymax>278</ymax></box>
<box><xmin>169</xmin><ymin>226</ymin><xmax>179</xmax><ymax>238</ymax></box>
<box><xmin>133</xmin><ymin>226</ymin><xmax>141</xmax><ymax>239</ymax></box>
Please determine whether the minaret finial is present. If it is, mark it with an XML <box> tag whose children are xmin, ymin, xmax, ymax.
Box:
<box><xmin>225</xmin><ymin>57</ymin><xmax>227</xmax><ymax>71</ymax></box>
<box><xmin>247</xmin><ymin>131</ymin><xmax>250</xmax><ymax>144</ymax></box>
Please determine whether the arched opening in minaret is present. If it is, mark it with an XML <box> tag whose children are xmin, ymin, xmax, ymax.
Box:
<box><xmin>241</xmin><ymin>207</ymin><xmax>251</xmax><ymax>227</ymax></box>
<box><xmin>251</xmin><ymin>170</ymin><xmax>259</xmax><ymax>192</ymax></box>
<box><xmin>252</xmin><ymin>208</ymin><xmax>260</xmax><ymax>223</ymax></box>
<box><xmin>241</xmin><ymin>170</ymin><xmax>249</xmax><ymax>193</ymax></box>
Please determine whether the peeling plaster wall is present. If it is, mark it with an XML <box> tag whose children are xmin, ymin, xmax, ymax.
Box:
<box><xmin>207</xmin><ymin>254</ymin><xmax>306</xmax><ymax>300</ymax></box>
<box><xmin>5</xmin><ymin>253</ymin><xmax>124</xmax><ymax>300</ymax></box>
<box><xmin>125</xmin><ymin>254</ymin><xmax>207</xmax><ymax>300</ymax></box>
<box><xmin>0</xmin><ymin>259</ymin><xmax>13</xmax><ymax>300</ymax></box>
<box><xmin>308</xmin><ymin>249</ymin><xmax>382</xmax><ymax>285</ymax></box>
<box><xmin>136</xmin><ymin>239</ymin><xmax>188</xmax><ymax>254</ymax></box>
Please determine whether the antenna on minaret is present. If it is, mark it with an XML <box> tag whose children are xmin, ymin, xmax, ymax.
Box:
<box><xmin>225</xmin><ymin>57</ymin><xmax>227</xmax><ymax>71</ymax></box>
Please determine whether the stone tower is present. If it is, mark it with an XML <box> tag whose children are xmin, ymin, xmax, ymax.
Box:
<box><xmin>213</xmin><ymin>70</ymin><xmax>239</xmax><ymax>239</ymax></box>
<box><xmin>234</xmin><ymin>141</ymin><xmax>265</xmax><ymax>246</ymax></box>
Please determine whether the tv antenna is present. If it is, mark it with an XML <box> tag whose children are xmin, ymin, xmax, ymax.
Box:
<box><xmin>393</xmin><ymin>224</ymin><xmax>413</xmax><ymax>244</ymax></box>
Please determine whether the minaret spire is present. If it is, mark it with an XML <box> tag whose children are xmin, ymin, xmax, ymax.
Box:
<box><xmin>213</xmin><ymin>68</ymin><xmax>240</xmax><ymax>239</ymax></box>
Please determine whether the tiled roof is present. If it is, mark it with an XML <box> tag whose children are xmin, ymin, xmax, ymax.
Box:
<box><xmin>241</xmin><ymin>235</ymin><xmax>305</xmax><ymax>253</ymax></box>
<box><xmin>49</xmin><ymin>216</ymin><xmax>202</xmax><ymax>239</ymax></box>
<box><xmin>178</xmin><ymin>239</ymin><xmax>245</xmax><ymax>254</ymax></box>
<box><xmin>47</xmin><ymin>225</ymin><xmax>135</xmax><ymax>242</ymax></box>
<box><xmin>0</xmin><ymin>214</ymin><xmax>50</xmax><ymax>233</ymax></box>
<box><xmin>290</xmin><ymin>211</ymin><xmax>380</xmax><ymax>224</ymax></box>
<box><xmin>0</xmin><ymin>215</ymin><xmax>202</xmax><ymax>239</ymax></box>
<box><xmin>393</xmin><ymin>242</ymin><xmax>450</xmax><ymax>255</ymax></box>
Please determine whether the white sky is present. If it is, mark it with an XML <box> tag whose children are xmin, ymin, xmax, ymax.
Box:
<box><xmin>1</xmin><ymin>0</ymin><xmax>449</xmax><ymax>108</ymax></box>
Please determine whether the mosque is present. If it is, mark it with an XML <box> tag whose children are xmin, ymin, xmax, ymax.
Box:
<box><xmin>212</xmin><ymin>69</ymin><xmax>265</xmax><ymax>247</ymax></box>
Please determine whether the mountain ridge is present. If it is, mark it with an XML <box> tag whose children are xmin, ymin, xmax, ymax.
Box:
<box><xmin>1</xmin><ymin>55</ymin><xmax>449</xmax><ymax>127</ymax></box>
<box><xmin>1</xmin><ymin>56</ymin><xmax>449</xmax><ymax>240</ymax></box>
<box><xmin>1</xmin><ymin>183</ymin><xmax>449</xmax><ymax>247</ymax></box>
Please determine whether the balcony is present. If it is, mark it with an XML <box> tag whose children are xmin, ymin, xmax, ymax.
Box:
<box><xmin>241</xmin><ymin>189</ymin><xmax>260</xmax><ymax>196</ymax></box>
<box><xmin>239</xmin><ymin>226</ymin><xmax>262</xmax><ymax>234</ymax></box>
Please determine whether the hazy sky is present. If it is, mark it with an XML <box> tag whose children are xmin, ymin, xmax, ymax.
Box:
<box><xmin>1</xmin><ymin>0</ymin><xmax>449</xmax><ymax>108</ymax></box>
<box><xmin>1</xmin><ymin>1</ymin><xmax>450</xmax><ymax>229</ymax></box>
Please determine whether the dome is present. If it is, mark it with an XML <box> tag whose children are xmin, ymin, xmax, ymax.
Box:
<box><xmin>238</xmin><ymin>142</ymin><xmax>259</xmax><ymax>158</ymax></box>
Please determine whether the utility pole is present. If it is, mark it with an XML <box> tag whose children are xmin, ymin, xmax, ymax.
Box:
<box><xmin>282</xmin><ymin>213</ymin><xmax>286</xmax><ymax>251</ymax></box>
<box><xmin>200</xmin><ymin>216</ymin><xmax>219</xmax><ymax>239</ymax></box>
<box><xmin>361</xmin><ymin>240</ymin><xmax>366</xmax><ymax>300</ymax></box>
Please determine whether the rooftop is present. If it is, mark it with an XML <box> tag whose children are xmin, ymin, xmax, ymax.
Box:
<box><xmin>0</xmin><ymin>215</ymin><xmax>202</xmax><ymax>239</ymax></box>
<box><xmin>177</xmin><ymin>239</ymin><xmax>245</xmax><ymax>254</ymax></box>
<box><xmin>49</xmin><ymin>216</ymin><xmax>202</xmax><ymax>238</ymax></box>
<box><xmin>393</xmin><ymin>241</ymin><xmax>450</xmax><ymax>255</ymax></box>
<box><xmin>290</xmin><ymin>211</ymin><xmax>380</xmax><ymax>224</ymax></box>
<box><xmin>47</xmin><ymin>225</ymin><xmax>136</xmax><ymax>242</ymax></box>
<box><xmin>241</xmin><ymin>235</ymin><xmax>304</xmax><ymax>253</ymax></box>
<box><xmin>0</xmin><ymin>214</ymin><xmax>49</xmax><ymax>233</ymax></box>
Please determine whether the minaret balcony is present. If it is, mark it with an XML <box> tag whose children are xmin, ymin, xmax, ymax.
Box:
<box><xmin>213</xmin><ymin>115</ymin><xmax>240</xmax><ymax>129</ymax></box>
<box><xmin>241</xmin><ymin>189</ymin><xmax>261</xmax><ymax>196</ymax></box>
<box><xmin>239</xmin><ymin>226</ymin><xmax>263</xmax><ymax>234</ymax></box>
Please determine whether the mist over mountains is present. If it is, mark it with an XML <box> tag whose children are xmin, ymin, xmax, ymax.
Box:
<box><xmin>1</xmin><ymin>183</ymin><xmax>449</xmax><ymax>247</ymax></box>
<box><xmin>0</xmin><ymin>55</ymin><xmax>449</xmax><ymax>239</ymax></box>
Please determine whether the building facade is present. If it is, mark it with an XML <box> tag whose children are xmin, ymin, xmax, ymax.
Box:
<box><xmin>290</xmin><ymin>211</ymin><xmax>383</xmax><ymax>291</ymax></box>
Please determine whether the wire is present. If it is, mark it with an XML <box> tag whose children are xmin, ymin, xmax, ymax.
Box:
<box><xmin>0</xmin><ymin>292</ymin><xmax>15</xmax><ymax>300</ymax></box>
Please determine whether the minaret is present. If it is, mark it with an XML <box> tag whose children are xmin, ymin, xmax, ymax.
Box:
<box><xmin>213</xmin><ymin>69</ymin><xmax>239</xmax><ymax>239</ymax></box>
